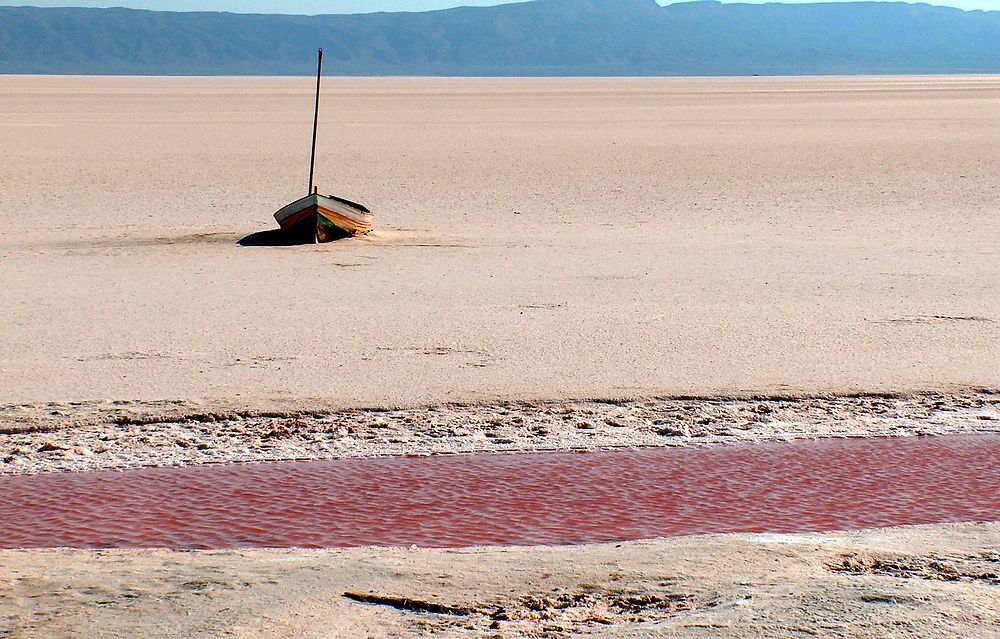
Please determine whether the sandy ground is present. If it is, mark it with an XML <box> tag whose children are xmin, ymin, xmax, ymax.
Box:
<box><xmin>2</xmin><ymin>75</ymin><xmax>1000</xmax><ymax>637</ymax></box>
<box><xmin>1</xmin><ymin>75</ymin><xmax>999</xmax><ymax>406</ymax></box>
<box><xmin>2</xmin><ymin>522</ymin><xmax>998</xmax><ymax>638</ymax></box>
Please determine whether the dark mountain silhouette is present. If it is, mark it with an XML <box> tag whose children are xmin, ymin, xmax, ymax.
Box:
<box><xmin>1</xmin><ymin>0</ymin><xmax>999</xmax><ymax>75</ymax></box>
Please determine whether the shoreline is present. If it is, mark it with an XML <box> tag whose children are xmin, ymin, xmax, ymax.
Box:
<box><xmin>3</xmin><ymin>390</ymin><xmax>997</xmax><ymax>475</ymax></box>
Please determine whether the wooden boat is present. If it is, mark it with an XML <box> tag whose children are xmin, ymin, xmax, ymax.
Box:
<box><xmin>274</xmin><ymin>191</ymin><xmax>374</xmax><ymax>243</ymax></box>
<box><xmin>274</xmin><ymin>48</ymin><xmax>373</xmax><ymax>243</ymax></box>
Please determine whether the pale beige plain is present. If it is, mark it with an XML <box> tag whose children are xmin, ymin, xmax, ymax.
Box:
<box><xmin>2</xmin><ymin>76</ymin><xmax>1000</xmax><ymax>639</ymax></box>
<box><xmin>1</xmin><ymin>75</ymin><xmax>998</xmax><ymax>408</ymax></box>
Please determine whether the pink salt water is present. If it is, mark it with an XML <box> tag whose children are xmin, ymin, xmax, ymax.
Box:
<box><xmin>1</xmin><ymin>435</ymin><xmax>998</xmax><ymax>549</ymax></box>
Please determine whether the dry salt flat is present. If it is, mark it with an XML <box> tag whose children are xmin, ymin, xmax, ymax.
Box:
<box><xmin>0</xmin><ymin>75</ymin><xmax>998</xmax><ymax>409</ymax></box>
<box><xmin>1</xmin><ymin>74</ymin><xmax>999</xmax><ymax>638</ymax></box>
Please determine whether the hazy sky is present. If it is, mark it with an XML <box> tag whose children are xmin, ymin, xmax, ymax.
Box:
<box><xmin>3</xmin><ymin>0</ymin><xmax>999</xmax><ymax>13</ymax></box>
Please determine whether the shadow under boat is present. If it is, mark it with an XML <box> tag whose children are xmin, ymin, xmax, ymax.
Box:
<box><xmin>237</xmin><ymin>228</ymin><xmax>311</xmax><ymax>247</ymax></box>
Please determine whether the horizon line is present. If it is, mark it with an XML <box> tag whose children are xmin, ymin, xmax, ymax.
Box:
<box><xmin>1</xmin><ymin>0</ymin><xmax>997</xmax><ymax>17</ymax></box>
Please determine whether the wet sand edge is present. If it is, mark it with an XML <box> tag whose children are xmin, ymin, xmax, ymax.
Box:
<box><xmin>2</xmin><ymin>389</ymin><xmax>998</xmax><ymax>475</ymax></box>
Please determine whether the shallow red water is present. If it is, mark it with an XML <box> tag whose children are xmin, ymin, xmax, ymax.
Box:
<box><xmin>1</xmin><ymin>435</ymin><xmax>998</xmax><ymax>549</ymax></box>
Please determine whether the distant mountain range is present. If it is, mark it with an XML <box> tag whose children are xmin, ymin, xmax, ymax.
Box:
<box><xmin>2</xmin><ymin>0</ymin><xmax>1000</xmax><ymax>75</ymax></box>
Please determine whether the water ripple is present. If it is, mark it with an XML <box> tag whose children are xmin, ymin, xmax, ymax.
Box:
<box><xmin>1</xmin><ymin>435</ymin><xmax>998</xmax><ymax>549</ymax></box>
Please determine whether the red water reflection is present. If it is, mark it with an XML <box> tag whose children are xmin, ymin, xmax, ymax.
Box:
<box><xmin>1</xmin><ymin>435</ymin><xmax>998</xmax><ymax>549</ymax></box>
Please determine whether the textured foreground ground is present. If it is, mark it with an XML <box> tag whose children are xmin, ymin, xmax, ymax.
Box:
<box><xmin>2</xmin><ymin>523</ymin><xmax>998</xmax><ymax>638</ymax></box>
<box><xmin>1</xmin><ymin>391</ymin><xmax>998</xmax><ymax>473</ymax></box>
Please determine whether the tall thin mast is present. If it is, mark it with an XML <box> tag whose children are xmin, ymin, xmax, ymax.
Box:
<box><xmin>307</xmin><ymin>48</ymin><xmax>323</xmax><ymax>195</ymax></box>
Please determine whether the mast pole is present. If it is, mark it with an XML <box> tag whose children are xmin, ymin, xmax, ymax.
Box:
<box><xmin>308</xmin><ymin>48</ymin><xmax>323</xmax><ymax>195</ymax></box>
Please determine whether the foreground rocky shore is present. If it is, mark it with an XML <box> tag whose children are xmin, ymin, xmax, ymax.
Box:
<box><xmin>2</xmin><ymin>391</ymin><xmax>997</xmax><ymax>475</ymax></box>
<box><xmin>2</xmin><ymin>522</ymin><xmax>997</xmax><ymax>638</ymax></box>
